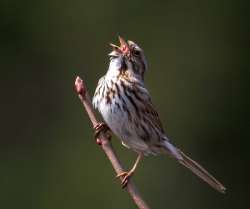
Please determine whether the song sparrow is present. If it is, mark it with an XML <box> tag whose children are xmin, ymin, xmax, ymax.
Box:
<box><xmin>92</xmin><ymin>36</ymin><xmax>226</xmax><ymax>193</ymax></box>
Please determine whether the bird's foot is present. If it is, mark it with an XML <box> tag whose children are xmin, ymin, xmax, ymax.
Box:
<box><xmin>94</xmin><ymin>122</ymin><xmax>111</xmax><ymax>144</ymax></box>
<box><xmin>116</xmin><ymin>170</ymin><xmax>134</xmax><ymax>188</ymax></box>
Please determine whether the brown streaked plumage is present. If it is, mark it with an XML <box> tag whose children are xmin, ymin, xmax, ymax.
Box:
<box><xmin>92</xmin><ymin>36</ymin><xmax>226</xmax><ymax>193</ymax></box>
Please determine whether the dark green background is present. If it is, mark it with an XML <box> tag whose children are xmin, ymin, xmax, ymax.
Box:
<box><xmin>1</xmin><ymin>0</ymin><xmax>249</xmax><ymax>208</ymax></box>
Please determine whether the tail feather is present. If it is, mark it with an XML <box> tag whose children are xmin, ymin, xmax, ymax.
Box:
<box><xmin>178</xmin><ymin>150</ymin><xmax>226</xmax><ymax>193</ymax></box>
<box><xmin>162</xmin><ymin>140</ymin><xmax>226</xmax><ymax>193</ymax></box>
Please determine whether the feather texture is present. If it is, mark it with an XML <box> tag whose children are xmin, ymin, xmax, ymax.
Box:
<box><xmin>92</xmin><ymin>37</ymin><xmax>226</xmax><ymax>193</ymax></box>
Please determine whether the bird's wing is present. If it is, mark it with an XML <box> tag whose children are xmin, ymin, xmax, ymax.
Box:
<box><xmin>131</xmin><ymin>83</ymin><xmax>185</xmax><ymax>158</ymax></box>
<box><xmin>130</xmin><ymin>83</ymin><xmax>165</xmax><ymax>136</ymax></box>
<box><xmin>143</xmin><ymin>98</ymin><xmax>165</xmax><ymax>133</ymax></box>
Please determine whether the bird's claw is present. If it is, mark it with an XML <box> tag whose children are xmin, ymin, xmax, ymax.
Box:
<box><xmin>94</xmin><ymin>122</ymin><xmax>111</xmax><ymax>140</ymax></box>
<box><xmin>116</xmin><ymin>171</ymin><xmax>134</xmax><ymax>188</ymax></box>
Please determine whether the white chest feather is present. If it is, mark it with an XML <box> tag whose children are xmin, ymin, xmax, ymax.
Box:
<box><xmin>92</xmin><ymin>57</ymin><xmax>151</xmax><ymax>153</ymax></box>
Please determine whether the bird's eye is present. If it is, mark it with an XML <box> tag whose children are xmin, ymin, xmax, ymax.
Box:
<box><xmin>133</xmin><ymin>50</ymin><xmax>140</xmax><ymax>56</ymax></box>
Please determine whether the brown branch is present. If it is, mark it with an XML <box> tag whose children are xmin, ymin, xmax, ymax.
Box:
<box><xmin>74</xmin><ymin>76</ymin><xmax>150</xmax><ymax>209</ymax></box>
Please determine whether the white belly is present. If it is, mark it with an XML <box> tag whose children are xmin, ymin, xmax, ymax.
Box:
<box><xmin>98</xmin><ymin>97</ymin><xmax>149</xmax><ymax>153</ymax></box>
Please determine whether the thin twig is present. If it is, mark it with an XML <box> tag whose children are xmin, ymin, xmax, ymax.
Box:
<box><xmin>74</xmin><ymin>76</ymin><xmax>150</xmax><ymax>209</ymax></box>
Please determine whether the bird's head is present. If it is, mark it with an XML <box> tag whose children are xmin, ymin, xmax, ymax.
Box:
<box><xmin>108</xmin><ymin>36</ymin><xmax>148</xmax><ymax>80</ymax></box>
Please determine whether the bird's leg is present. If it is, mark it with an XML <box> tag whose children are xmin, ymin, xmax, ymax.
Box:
<box><xmin>116</xmin><ymin>152</ymin><xmax>143</xmax><ymax>188</ymax></box>
<box><xmin>94</xmin><ymin>122</ymin><xmax>111</xmax><ymax>143</ymax></box>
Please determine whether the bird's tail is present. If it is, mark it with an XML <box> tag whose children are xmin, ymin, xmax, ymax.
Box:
<box><xmin>163</xmin><ymin>140</ymin><xmax>226</xmax><ymax>193</ymax></box>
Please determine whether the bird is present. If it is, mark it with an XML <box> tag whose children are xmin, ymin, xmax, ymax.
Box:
<box><xmin>92</xmin><ymin>36</ymin><xmax>226</xmax><ymax>193</ymax></box>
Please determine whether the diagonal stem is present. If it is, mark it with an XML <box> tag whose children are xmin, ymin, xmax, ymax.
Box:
<box><xmin>74</xmin><ymin>76</ymin><xmax>150</xmax><ymax>209</ymax></box>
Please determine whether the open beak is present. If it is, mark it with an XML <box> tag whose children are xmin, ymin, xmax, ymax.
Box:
<box><xmin>118</xmin><ymin>36</ymin><xmax>128</xmax><ymax>48</ymax></box>
<box><xmin>109</xmin><ymin>43</ymin><xmax>121</xmax><ymax>53</ymax></box>
<box><xmin>109</xmin><ymin>36</ymin><xmax>130</xmax><ymax>56</ymax></box>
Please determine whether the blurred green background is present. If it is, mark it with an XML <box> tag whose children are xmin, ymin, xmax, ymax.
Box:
<box><xmin>1</xmin><ymin>0</ymin><xmax>249</xmax><ymax>208</ymax></box>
